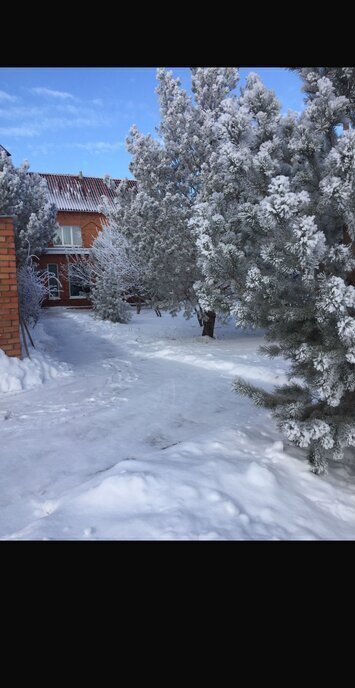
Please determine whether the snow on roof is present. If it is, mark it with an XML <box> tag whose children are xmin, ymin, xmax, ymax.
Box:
<box><xmin>35</xmin><ymin>173</ymin><xmax>136</xmax><ymax>212</ymax></box>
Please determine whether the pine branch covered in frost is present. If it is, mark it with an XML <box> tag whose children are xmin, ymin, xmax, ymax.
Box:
<box><xmin>231</xmin><ymin>70</ymin><xmax>355</xmax><ymax>472</ymax></box>
<box><xmin>0</xmin><ymin>152</ymin><xmax>58</xmax><ymax>265</ymax></box>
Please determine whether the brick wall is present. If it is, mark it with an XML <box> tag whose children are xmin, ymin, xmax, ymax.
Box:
<box><xmin>56</xmin><ymin>211</ymin><xmax>106</xmax><ymax>247</ymax></box>
<box><xmin>37</xmin><ymin>252</ymin><xmax>92</xmax><ymax>307</ymax></box>
<box><xmin>0</xmin><ymin>216</ymin><xmax>21</xmax><ymax>357</ymax></box>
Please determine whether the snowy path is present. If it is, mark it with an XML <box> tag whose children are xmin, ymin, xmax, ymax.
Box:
<box><xmin>1</xmin><ymin>308</ymin><xmax>355</xmax><ymax>540</ymax></box>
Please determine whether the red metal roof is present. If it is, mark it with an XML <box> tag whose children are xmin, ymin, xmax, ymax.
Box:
<box><xmin>36</xmin><ymin>173</ymin><xmax>136</xmax><ymax>212</ymax></box>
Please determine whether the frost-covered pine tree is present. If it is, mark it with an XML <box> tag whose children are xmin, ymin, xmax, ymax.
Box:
<box><xmin>91</xmin><ymin>271</ymin><xmax>132</xmax><ymax>323</ymax></box>
<box><xmin>91</xmin><ymin>224</ymin><xmax>141</xmax><ymax>323</ymax></box>
<box><xmin>105</xmin><ymin>68</ymin><xmax>238</xmax><ymax>336</ymax></box>
<box><xmin>0</xmin><ymin>152</ymin><xmax>57</xmax><ymax>265</ymax></box>
<box><xmin>291</xmin><ymin>68</ymin><xmax>355</xmax><ymax>125</ymax></box>
<box><xmin>64</xmin><ymin>224</ymin><xmax>141</xmax><ymax>324</ymax></box>
<box><xmin>234</xmin><ymin>69</ymin><xmax>355</xmax><ymax>473</ymax></box>
<box><xmin>190</xmin><ymin>72</ymin><xmax>295</xmax><ymax>318</ymax></box>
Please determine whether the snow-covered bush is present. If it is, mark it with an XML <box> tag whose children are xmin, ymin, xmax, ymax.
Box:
<box><xmin>61</xmin><ymin>225</ymin><xmax>141</xmax><ymax>324</ymax></box>
<box><xmin>91</xmin><ymin>225</ymin><xmax>142</xmax><ymax>323</ymax></box>
<box><xmin>17</xmin><ymin>258</ymin><xmax>49</xmax><ymax>327</ymax></box>
<box><xmin>91</xmin><ymin>272</ymin><xmax>132</xmax><ymax>323</ymax></box>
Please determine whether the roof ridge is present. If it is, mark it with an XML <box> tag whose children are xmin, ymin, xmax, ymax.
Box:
<box><xmin>35</xmin><ymin>172</ymin><xmax>130</xmax><ymax>181</ymax></box>
<box><xmin>31</xmin><ymin>172</ymin><xmax>136</xmax><ymax>212</ymax></box>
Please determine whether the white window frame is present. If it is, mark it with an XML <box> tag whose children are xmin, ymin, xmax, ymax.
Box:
<box><xmin>47</xmin><ymin>263</ymin><xmax>60</xmax><ymax>300</ymax></box>
<box><xmin>53</xmin><ymin>225</ymin><xmax>82</xmax><ymax>247</ymax></box>
<box><xmin>68</xmin><ymin>265</ymin><xmax>88</xmax><ymax>300</ymax></box>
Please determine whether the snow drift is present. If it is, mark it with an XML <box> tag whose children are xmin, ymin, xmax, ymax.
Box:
<box><xmin>0</xmin><ymin>347</ymin><xmax>71</xmax><ymax>394</ymax></box>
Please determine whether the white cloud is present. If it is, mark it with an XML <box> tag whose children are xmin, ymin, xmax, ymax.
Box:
<box><xmin>49</xmin><ymin>113</ymin><xmax>112</xmax><ymax>129</ymax></box>
<box><xmin>0</xmin><ymin>124</ymin><xmax>39</xmax><ymax>137</ymax></box>
<box><xmin>0</xmin><ymin>110</ymin><xmax>113</xmax><ymax>137</ymax></box>
<box><xmin>31</xmin><ymin>87</ymin><xmax>76</xmax><ymax>100</ymax></box>
<box><xmin>71</xmin><ymin>141</ymin><xmax>124</xmax><ymax>153</ymax></box>
<box><xmin>26</xmin><ymin>140</ymin><xmax>123</xmax><ymax>155</ymax></box>
<box><xmin>0</xmin><ymin>90</ymin><xmax>18</xmax><ymax>103</ymax></box>
<box><xmin>55</xmin><ymin>103</ymin><xmax>81</xmax><ymax>115</ymax></box>
<box><xmin>0</xmin><ymin>105</ymin><xmax>45</xmax><ymax>120</ymax></box>
<box><xmin>27</xmin><ymin>142</ymin><xmax>57</xmax><ymax>155</ymax></box>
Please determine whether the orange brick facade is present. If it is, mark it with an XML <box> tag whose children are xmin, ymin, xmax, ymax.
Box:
<box><xmin>38</xmin><ymin>211</ymin><xmax>106</xmax><ymax>307</ymax></box>
<box><xmin>56</xmin><ymin>211</ymin><xmax>105</xmax><ymax>248</ymax></box>
<box><xmin>0</xmin><ymin>216</ymin><xmax>22</xmax><ymax>357</ymax></box>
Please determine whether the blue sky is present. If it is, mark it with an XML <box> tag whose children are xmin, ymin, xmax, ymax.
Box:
<box><xmin>0</xmin><ymin>67</ymin><xmax>304</xmax><ymax>179</ymax></box>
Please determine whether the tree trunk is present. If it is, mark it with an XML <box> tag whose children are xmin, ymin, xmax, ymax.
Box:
<box><xmin>194</xmin><ymin>306</ymin><xmax>204</xmax><ymax>327</ymax></box>
<box><xmin>202</xmin><ymin>310</ymin><xmax>216</xmax><ymax>338</ymax></box>
<box><xmin>19</xmin><ymin>317</ymin><xmax>30</xmax><ymax>359</ymax></box>
<box><xmin>342</xmin><ymin>125</ymin><xmax>355</xmax><ymax>287</ymax></box>
<box><xmin>343</xmin><ymin>224</ymin><xmax>355</xmax><ymax>287</ymax></box>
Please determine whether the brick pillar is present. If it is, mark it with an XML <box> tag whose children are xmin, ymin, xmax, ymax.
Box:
<box><xmin>0</xmin><ymin>216</ymin><xmax>22</xmax><ymax>357</ymax></box>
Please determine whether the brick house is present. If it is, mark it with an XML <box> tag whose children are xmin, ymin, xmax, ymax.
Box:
<box><xmin>1</xmin><ymin>165</ymin><xmax>136</xmax><ymax>357</ymax></box>
<box><xmin>36</xmin><ymin>173</ymin><xmax>136</xmax><ymax>307</ymax></box>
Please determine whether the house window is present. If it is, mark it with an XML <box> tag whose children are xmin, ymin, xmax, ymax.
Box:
<box><xmin>53</xmin><ymin>226</ymin><xmax>82</xmax><ymax>247</ymax></box>
<box><xmin>68</xmin><ymin>265</ymin><xmax>84</xmax><ymax>298</ymax></box>
<box><xmin>48</xmin><ymin>264</ymin><xmax>60</xmax><ymax>299</ymax></box>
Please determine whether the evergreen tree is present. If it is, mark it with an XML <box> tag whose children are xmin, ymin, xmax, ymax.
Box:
<box><xmin>0</xmin><ymin>152</ymin><xmax>57</xmax><ymax>265</ymax></box>
<box><xmin>86</xmin><ymin>224</ymin><xmax>140</xmax><ymax>323</ymax></box>
<box><xmin>292</xmin><ymin>68</ymin><xmax>355</xmax><ymax>125</ymax></box>
<box><xmin>190</xmin><ymin>73</ymin><xmax>294</xmax><ymax>318</ymax></box>
<box><xmin>105</xmin><ymin>68</ymin><xmax>238</xmax><ymax>336</ymax></box>
<box><xmin>234</xmin><ymin>70</ymin><xmax>355</xmax><ymax>473</ymax></box>
<box><xmin>91</xmin><ymin>271</ymin><xmax>132</xmax><ymax>324</ymax></box>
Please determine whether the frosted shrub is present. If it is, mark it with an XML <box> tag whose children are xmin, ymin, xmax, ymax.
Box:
<box><xmin>17</xmin><ymin>258</ymin><xmax>49</xmax><ymax>327</ymax></box>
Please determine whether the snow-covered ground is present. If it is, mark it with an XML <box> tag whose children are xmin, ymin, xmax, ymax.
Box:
<box><xmin>1</xmin><ymin>307</ymin><xmax>355</xmax><ymax>540</ymax></box>
<box><xmin>0</xmin><ymin>339</ymin><xmax>70</xmax><ymax>394</ymax></box>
